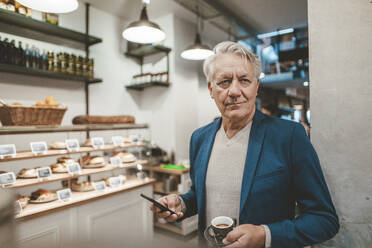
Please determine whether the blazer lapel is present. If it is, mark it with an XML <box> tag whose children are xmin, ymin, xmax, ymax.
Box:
<box><xmin>196</xmin><ymin>118</ymin><xmax>221</xmax><ymax>223</ymax></box>
<box><xmin>239</xmin><ymin>110</ymin><xmax>267</xmax><ymax>214</ymax></box>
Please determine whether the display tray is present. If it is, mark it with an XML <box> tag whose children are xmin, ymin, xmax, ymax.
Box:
<box><xmin>17</xmin><ymin>174</ymin><xmax>37</xmax><ymax>179</ymax></box>
<box><xmin>0</xmin><ymin>143</ymin><xmax>147</xmax><ymax>163</ymax></box>
<box><xmin>16</xmin><ymin>178</ymin><xmax>156</xmax><ymax>220</ymax></box>
<box><xmin>82</xmin><ymin>164</ymin><xmax>106</xmax><ymax>169</ymax></box>
<box><xmin>71</xmin><ymin>186</ymin><xmax>94</xmax><ymax>192</ymax></box>
<box><xmin>29</xmin><ymin>196</ymin><xmax>58</xmax><ymax>204</ymax></box>
<box><xmin>6</xmin><ymin>160</ymin><xmax>148</xmax><ymax>189</ymax></box>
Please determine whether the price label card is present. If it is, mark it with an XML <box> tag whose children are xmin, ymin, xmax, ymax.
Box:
<box><xmin>0</xmin><ymin>144</ymin><xmax>16</xmax><ymax>159</ymax></box>
<box><xmin>65</xmin><ymin>139</ymin><xmax>80</xmax><ymax>151</ymax></box>
<box><xmin>14</xmin><ymin>200</ymin><xmax>22</xmax><ymax>214</ymax></box>
<box><xmin>92</xmin><ymin>137</ymin><xmax>105</xmax><ymax>148</ymax></box>
<box><xmin>93</xmin><ymin>181</ymin><xmax>106</xmax><ymax>191</ymax></box>
<box><xmin>0</xmin><ymin>172</ymin><xmax>16</xmax><ymax>186</ymax></box>
<box><xmin>37</xmin><ymin>167</ymin><xmax>52</xmax><ymax>179</ymax></box>
<box><xmin>112</xmin><ymin>136</ymin><xmax>124</xmax><ymax>147</ymax></box>
<box><xmin>110</xmin><ymin>156</ymin><xmax>123</xmax><ymax>168</ymax></box>
<box><xmin>129</xmin><ymin>134</ymin><xmax>139</xmax><ymax>142</ymax></box>
<box><xmin>57</xmin><ymin>188</ymin><xmax>72</xmax><ymax>201</ymax></box>
<box><xmin>30</xmin><ymin>141</ymin><xmax>48</xmax><ymax>155</ymax></box>
<box><xmin>67</xmin><ymin>162</ymin><xmax>81</xmax><ymax>174</ymax></box>
<box><xmin>109</xmin><ymin>177</ymin><xmax>122</xmax><ymax>187</ymax></box>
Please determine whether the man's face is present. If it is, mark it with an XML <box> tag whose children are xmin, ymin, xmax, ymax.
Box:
<box><xmin>208</xmin><ymin>53</ymin><xmax>259</xmax><ymax>122</ymax></box>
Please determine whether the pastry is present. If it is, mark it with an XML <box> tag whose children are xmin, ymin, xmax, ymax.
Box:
<box><xmin>71</xmin><ymin>181</ymin><xmax>94</xmax><ymax>192</ymax></box>
<box><xmin>11</xmin><ymin>102</ymin><xmax>22</xmax><ymax>106</ymax></box>
<box><xmin>122</xmin><ymin>137</ymin><xmax>132</xmax><ymax>143</ymax></box>
<box><xmin>35</xmin><ymin>100</ymin><xmax>46</xmax><ymax>107</ymax></box>
<box><xmin>80</xmin><ymin>156</ymin><xmax>105</xmax><ymax>168</ymax></box>
<box><xmin>111</xmin><ymin>152</ymin><xmax>136</xmax><ymax>163</ymax></box>
<box><xmin>29</xmin><ymin>189</ymin><xmax>57</xmax><ymax>203</ymax></box>
<box><xmin>18</xmin><ymin>168</ymin><xmax>38</xmax><ymax>178</ymax></box>
<box><xmin>50</xmin><ymin>141</ymin><xmax>66</xmax><ymax>150</ymax></box>
<box><xmin>51</xmin><ymin>163</ymin><xmax>68</xmax><ymax>173</ymax></box>
<box><xmin>57</xmin><ymin>156</ymin><xmax>74</xmax><ymax>164</ymax></box>
<box><xmin>83</xmin><ymin>138</ymin><xmax>92</xmax><ymax>147</ymax></box>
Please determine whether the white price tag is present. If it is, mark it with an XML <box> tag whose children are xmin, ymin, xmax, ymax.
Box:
<box><xmin>37</xmin><ymin>167</ymin><xmax>52</xmax><ymax>179</ymax></box>
<box><xmin>65</xmin><ymin>139</ymin><xmax>80</xmax><ymax>151</ymax></box>
<box><xmin>0</xmin><ymin>172</ymin><xmax>16</xmax><ymax>186</ymax></box>
<box><xmin>112</xmin><ymin>136</ymin><xmax>124</xmax><ymax>147</ymax></box>
<box><xmin>109</xmin><ymin>176</ymin><xmax>122</xmax><ymax>187</ymax></box>
<box><xmin>93</xmin><ymin>181</ymin><xmax>106</xmax><ymax>191</ymax></box>
<box><xmin>0</xmin><ymin>144</ymin><xmax>16</xmax><ymax>159</ymax></box>
<box><xmin>67</xmin><ymin>162</ymin><xmax>81</xmax><ymax>174</ymax></box>
<box><xmin>14</xmin><ymin>200</ymin><xmax>22</xmax><ymax>214</ymax></box>
<box><xmin>92</xmin><ymin>137</ymin><xmax>105</xmax><ymax>148</ymax></box>
<box><xmin>30</xmin><ymin>141</ymin><xmax>48</xmax><ymax>155</ymax></box>
<box><xmin>110</xmin><ymin>156</ymin><xmax>123</xmax><ymax>168</ymax></box>
<box><xmin>57</xmin><ymin>188</ymin><xmax>72</xmax><ymax>201</ymax></box>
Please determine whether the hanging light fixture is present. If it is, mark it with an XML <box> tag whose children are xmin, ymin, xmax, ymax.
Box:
<box><xmin>122</xmin><ymin>3</ymin><xmax>166</xmax><ymax>44</ymax></box>
<box><xmin>181</xmin><ymin>3</ymin><xmax>213</xmax><ymax>60</ymax></box>
<box><xmin>16</xmin><ymin>0</ymin><xmax>78</xmax><ymax>13</ymax></box>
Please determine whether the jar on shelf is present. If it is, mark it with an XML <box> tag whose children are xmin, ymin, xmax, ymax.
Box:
<box><xmin>88</xmin><ymin>58</ymin><xmax>94</xmax><ymax>78</ymax></box>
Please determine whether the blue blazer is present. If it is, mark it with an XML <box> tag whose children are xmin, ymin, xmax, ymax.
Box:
<box><xmin>180</xmin><ymin>110</ymin><xmax>339</xmax><ymax>248</ymax></box>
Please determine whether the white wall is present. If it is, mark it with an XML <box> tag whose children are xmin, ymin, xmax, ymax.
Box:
<box><xmin>0</xmin><ymin>1</ymin><xmax>227</xmax><ymax>166</ymax></box>
<box><xmin>308</xmin><ymin>0</ymin><xmax>372</xmax><ymax>246</ymax></box>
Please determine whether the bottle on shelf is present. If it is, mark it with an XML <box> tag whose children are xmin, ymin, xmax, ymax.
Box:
<box><xmin>24</xmin><ymin>44</ymin><xmax>31</xmax><ymax>68</ymax></box>
<box><xmin>9</xmin><ymin>39</ymin><xmax>16</xmax><ymax>65</ymax></box>
<box><xmin>16</xmin><ymin>41</ymin><xmax>25</xmax><ymax>66</ymax></box>
<box><xmin>88</xmin><ymin>58</ymin><xmax>94</xmax><ymax>78</ymax></box>
<box><xmin>47</xmin><ymin>51</ymin><xmax>54</xmax><ymax>71</ymax></box>
<box><xmin>41</xmin><ymin>49</ymin><xmax>48</xmax><ymax>70</ymax></box>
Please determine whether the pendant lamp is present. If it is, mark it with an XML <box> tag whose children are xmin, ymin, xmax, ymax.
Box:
<box><xmin>181</xmin><ymin>33</ymin><xmax>214</xmax><ymax>60</ymax></box>
<box><xmin>16</xmin><ymin>0</ymin><xmax>78</xmax><ymax>13</ymax></box>
<box><xmin>181</xmin><ymin>5</ymin><xmax>213</xmax><ymax>60</ymax></box>
<box><xmin>122</xmin><ymin>5</ymin><xmax>166</xmax><ymax>44</ymax></box>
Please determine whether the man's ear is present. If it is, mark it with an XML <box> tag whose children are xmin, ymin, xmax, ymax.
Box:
<box><xmin>208</xmin><ymin>81</ymin><xmax>214</xmax><ymax>99</ymax></box>
<box><xmin>256</xmin><ymin>79</ymin><xmax>260</xmax><ymax>96</ymax></box>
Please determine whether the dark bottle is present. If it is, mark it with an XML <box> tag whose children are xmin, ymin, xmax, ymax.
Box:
<box><xmin>17</xmin><ymin>41</ymin><xmax>25</xmax><ymax>66</ymax></box>
<box><xmin>3</xmin><ymin>38</ymin><xmax>10</xmax><ymax>64</ymax></box>
<box><xmin>9</xmin><ymin>39</ymin><xmax>16</xmax><ymax>65</ymax></box>
<box><xmin>24</xmin><ymin>44</ymin><xmax>31</xmax><ymax>68</ymax></box>
<box><xmin>0</xmin><ymin>36</ymin><xmax>3</xmax><ymax>64</ymax></box>
<box><xmin>41</xmin><ymin>49</ymin><xmax>48</xmax><ymax>70</ymax></box>
<box><xmin>30</xmin><ymin>45</ymin><xmax>36</xmax><ymax>68</ymax></box>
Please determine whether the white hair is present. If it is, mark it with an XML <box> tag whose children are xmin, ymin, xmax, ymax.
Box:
<box><xmin>203</xmin><ymin>41</ymin><xmax>262</xmax><ymax>83</ymax></box>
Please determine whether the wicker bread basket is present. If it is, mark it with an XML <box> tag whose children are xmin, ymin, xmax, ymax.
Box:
<box><xmin>0</xmin><ymin>99</ymin><xmax>67</xmax><ymax>126</ymax></box>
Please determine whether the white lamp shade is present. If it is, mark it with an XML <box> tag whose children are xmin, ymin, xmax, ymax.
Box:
<box><xmin>181</xmin><ymin>48</ymin><xmax>214</xmax><ymax>60</ymax></box>
<box><xmin>16</xmin><ymin>0</ymin><xmax>78</xmax><ymax>14</ymax></box>
<box><xmin>122</xmin><ymin>26</ymin><xmax>166</xmax><ymax>44</ymax></box>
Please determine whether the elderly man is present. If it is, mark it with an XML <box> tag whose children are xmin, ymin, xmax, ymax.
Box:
<box><xmin>151</xmin><ymin>41</ymin><xmax>339</xmax><ymax>248</ymax></box>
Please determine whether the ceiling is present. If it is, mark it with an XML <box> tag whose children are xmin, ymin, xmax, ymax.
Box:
<box><xmin>82</xmin><ymin>0</ymin><xmax>308</xmax><ymax>39</ymax></box>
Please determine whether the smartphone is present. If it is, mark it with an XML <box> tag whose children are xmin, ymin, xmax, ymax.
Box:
<box><xmin>140</xmin><ymin>193</ymin><xmax>178</xmax><ymax>216</ymax></box>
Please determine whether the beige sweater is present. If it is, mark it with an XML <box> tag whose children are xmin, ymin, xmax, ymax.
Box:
<box><xmin>205</xmin><ymin>122</ymin><xmax>252</xmax><ymax>226</ymax></box>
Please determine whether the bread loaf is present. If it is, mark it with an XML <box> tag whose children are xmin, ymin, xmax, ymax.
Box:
<box><xmin>72</xmin><ymin>115</ymin><xmax>135</xmax><ymax>124</ymax></box>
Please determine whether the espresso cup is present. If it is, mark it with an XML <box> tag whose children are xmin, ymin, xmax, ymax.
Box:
<box><xmin>211</xmin><ymin>216</ymin><xmax>234</xmax><ymax>243</ymax></box>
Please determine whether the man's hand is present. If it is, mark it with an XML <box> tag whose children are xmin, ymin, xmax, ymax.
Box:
<box><xmin>223</xmin><ymin>224</ymin><xmax>266</xmax><ymax>248</ymax></box>
<box><xmin>149</xmin><ymin>194</ymin><xmax>184</xmax><ymax>222</ymax></box>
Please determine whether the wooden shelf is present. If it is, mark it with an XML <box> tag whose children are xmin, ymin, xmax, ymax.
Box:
<box><xmin>126</xmin><ymin>81</ymin><xmax>170</xmax><ymax>91</ymax></box>
<box><xmin>0</xmin><ymin>9</ymin><xmax>102</xmax><ymax>50</ymax></box>
<box><xmin>6</xmin><ymin>160</ymin><xmax>147</xmax><ymax>189</ymax></box>
<box><xmin>0</xmin><ymin>143</ymin><xmax>147</xmax><ymax>163</ymax></box>
<box><xmin>0</xmin><ymin>63</ymin><xmax>102</xmax><ymax>84</ymax></box>
<box><xmin>16</xmin><ymin>178</ymin><xmax>155</xmax><ymax>220</ymax></box>
<box><xmin>0</xmin><ymin>123</ymin><xmax>148</xmax><ymax>135</ymax></box>
<box><xmin>144</xmin><ymin>165</ymin><xmax>190</xmax><ymax>175</ymax></box>
<box><xmin>125</xmin><ymin>44</ymin><xmax>171</xmax><ymax>59</ymax></box>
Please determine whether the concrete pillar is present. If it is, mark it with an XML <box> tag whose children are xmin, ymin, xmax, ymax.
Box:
<box><xmin>308</xmin><ymin>0</ymin><xmax>372</xmax><ymax>246</ymax></box>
